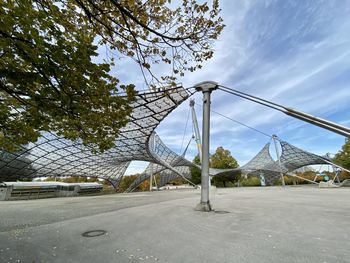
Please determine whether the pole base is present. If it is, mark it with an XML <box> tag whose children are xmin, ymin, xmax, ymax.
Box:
<box><xmin>195</xmin><ymin>201</ymin><xmax>212</xmax><ymax>212</ymax></box>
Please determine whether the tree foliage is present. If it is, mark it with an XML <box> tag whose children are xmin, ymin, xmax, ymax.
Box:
<box><xmin>190</xmin><ymin>147</ymin><xmax>240</xmax><ymax>187</ymax></box>
<box><xmin>334</xmin><ymin>138</ymin><xmax>350</xmax><ymax>169</ymax></box>
<box><xmin>190</xmin><ymin>154</ymin><xmax>201</xmax><ymax>184</ymax></box>
<box><xmin>118</xmin><ymin>174</ymin><xmax>161</xmax><ymax>192</ymax></box>
<box><xmin>118</xmin><ymin>174</ymin><xmax>138</xmax><ymax>192</ymax></box>
<box><xmin>210</xmin><ymin>146</ymin><xmax>239</xmax><ymax>187</ymax></box>
<box><xmin>211</xmin><ymin>146</ymin><xmax>238</xmax><ymax>169</ymax></box>
<box><xmin>72</xmin><ymin>0</ymin><xmax>224</xmax><ymax>87</ymax></box>
<box><xmin>44</xmin><ymin>176</ymin><xmax>99</xmax><ymax>183</ymax></box>
<box><xmin>168</xmin><ymin>177</ymin><xmax>187</xmax><ymax>185</ymax></box>
<box><xmin>0</xmin><ymin>0</ymin><xmax>224</xmax><ymax>152</ymax></box>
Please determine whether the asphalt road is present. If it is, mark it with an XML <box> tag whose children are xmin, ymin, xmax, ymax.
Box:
<box><xmin>1</xmin><ymin>186</ymin><xmax>349</xmax><ymax>263</ymax></box>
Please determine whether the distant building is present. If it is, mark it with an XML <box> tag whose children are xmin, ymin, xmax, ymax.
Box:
<box><xmin>0</xmin><ymin>182</ymin><xmax>103</xmax><ymax>201</ymax></box>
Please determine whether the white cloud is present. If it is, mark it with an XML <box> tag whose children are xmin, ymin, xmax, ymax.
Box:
<box><xmin>97</xmin><ymin>1</ymin><xmax>350</xmax><ymax>169</ymax></box>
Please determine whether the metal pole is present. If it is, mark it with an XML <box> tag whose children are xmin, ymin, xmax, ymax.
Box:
<box><xmin>153</xmin><ymin>174</ymin><xmax>158</xmax><ymax>189</ymax></box>
<box><xmin>149</xmin><ymin>133</ymin><xmax>155</xmax><ymax>191</ymax></box>
<box><xmin>190</xmin><ymin>99</ymin><xmax>202</xmax><ymax>163</ymax></box>
<box><xmin>285</xmin><ymin>107</ymin><xmax>350</xmax><ymax>136</ymax></box>
<box><xmin>149</xmin><ymin>162</ymin><xmax>153</xmax><ymax>191</ymax></box>
<box><xmin>194</xmin><ymin>81</ymin><xmax>218</xmax><ymax>212</ymax></box>
<box><xmin>322</xmin><ymin>158</ymin><xmax>350</xmax><ymax>174</ymax></box>
<box><xmin>288</xmin><ymin>173</ymin><xmax>319</xmax><ymax>184</ymax></box>
<box><xmin>190</xmin><ymin>99</ymin><xmax>212</xmax><ymax>187</ymax></box>
<box><xmin>273</xmin><ymin>135</ymin><xmax>285</xmax><ymax>186</ymax></box>
<box><xmin>218</xmin><ymin>85</ymin><xmax>350</xmax><ymax>138</ymax></box>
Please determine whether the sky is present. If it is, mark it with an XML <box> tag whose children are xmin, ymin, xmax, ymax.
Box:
<box><xmin>106</xmin><ymin>0</ymin><xmax>350</xmax><ymax>174</ymax></box>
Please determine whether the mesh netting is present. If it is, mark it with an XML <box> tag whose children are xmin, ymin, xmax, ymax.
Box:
<box><xmin>158</xmin><ymin>166</ymin><xmax>192</xmax><ymax>187</ymax></box>
<box><xmin>240</xmin><ymin>143</ymin><xmax>277</xmax><ymax>172</ymax></box>
<box><xmin>0</xmin><ymin>84</ymin><xmax>334</xmax><ymax>189</ymax></box>
<box><xmin>279</xmin><ymin>141</ymin><xmax>328</xmax><ymax>171</ymax></box>
<box><xmin>127</xmin><ymin>137</ymin><xmax>333</xmax><ymax>189</ymax></box>
<box><xmin>213</xmin><ymin>140</ymin><xmax>330</xmax><ymax>185</ymax></box>
<box><xmin>0</xmin><ymin>86</ymin><xmax>191</xmax><ymax>188</ymax></box>
<box><xmin>125</xmin><ymin>133</ymin><xmax>193</xmax><ymax>192</ymax></box>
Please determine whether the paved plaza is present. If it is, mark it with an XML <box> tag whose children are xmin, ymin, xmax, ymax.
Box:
<box><xmin>0</xmin><ymin>186</ymin><xmax>349</xmax><ymax>263</ymax></box>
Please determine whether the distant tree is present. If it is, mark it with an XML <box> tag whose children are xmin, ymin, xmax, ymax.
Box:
<box><xmin>190</xmin><ymin>154</ymin><xmax>201</xmax><ymax>184</ymax></box>
<box><xmin>138</xmin><ymin>179</ymin><xmax>150</xmax><ymax>191</ymax></box>
<box><xmin>334</xmin><ymin>138</ymin><xmax>350</xmax><ymax>170</ymax></box>
<box><xmin>43</xmin><ymin>176</ymin><xmax>58</xmax><ymax>182</ymax></box>
<box><xmin>168</xmin><ymin>177</ymin><xmax>187</xmax><ymax>185</ymax></box>
<box><xmin>210</xmin><ymin>146</ymin><xmax>240</xmax><ymax>187</ymax></box>
<box><xmin>190</xmin><ymin>147</ymin><xmax>240</xmax><ymax>187</ymax></box>
<box><xmin>211</xmin><ymin>147</ymin><xmax>238</xmax><ymax>169</ymax></box>
<box><xmin>44</xmin><ymin>176</ymin><xmax>92</xmax><ymax>183</ymax></box>
<box><xmin>240</xmin><ymin>176</ymin><xmax>261</xmax><ymax>187</ymax></box>
<box><xmin>87</xmin><ymin>177</ymin><xmax>99</xmax><ymax>183</ymax></box>
<box><xmin>118</xmin><ymin>175</ymin><xmax>138</xmax><ymax>192</ymax></box>
<box><xmin>154</xmin><ymin>174</ymin><xmax>161</xmax><ymax>187</ymax></box>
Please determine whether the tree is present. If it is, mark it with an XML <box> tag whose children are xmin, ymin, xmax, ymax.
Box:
<box><xmin>210</xmin><ymin>146</ymin><xmax>240</xmax><ymax>187</ymax></box>
<box><xmin>117</xmin><ymin>173</ymin><xmax>160</xmax><ymax>192</ymax></box>
<box><xmin>0</xmin><ymin>0</ymin><xmax>224</xmax><ymax>152</ymax></box>
<box><xmin>118</xmin><ymin>174</ymin><xmax>138</xmax><ymax>192</ymax></box>
<box><xmin>190</xmin><ymin>147</ymin><xmax>240</xmax><ymax>187</ymax></box>
<box><xmin>168</xmin><ymin>176</ymin><xmax>187</xmax><ymax>185</ymax></box>
<box><xmin>334</xmin><ymin>138</ymin><xmax>350</xmax><ymax>169</ymax></box>
<box><xmin>211</xmin><ymin>147</ymin><xmax>238</xmax><ymax>169</ymax></box>
<box><xmin>190</xmin><ymin>154</ymin><xmax>201</xmax><ymax>184</ymax></box>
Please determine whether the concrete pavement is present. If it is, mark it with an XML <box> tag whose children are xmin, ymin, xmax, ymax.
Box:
<box><xmin>0</xmin><ymin>187</ymin><xmax>349</xmax><ymax>263</ymax></box>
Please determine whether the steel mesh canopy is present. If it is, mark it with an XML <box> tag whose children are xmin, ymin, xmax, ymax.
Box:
<box><xmin>279</xmin><ymin>141</ymin><xmax>328</xmax><ymax>171</ymax></box>
<box><xmin>158</xmin><ymin>166</ymin><xmax>192</xmax><ymax>187</ymax></box>
<box><xmin>126</xmin><ymin>164</ymin><xmax>192</xmax><ymax>191</ymax></box>
<box><xmin>127</xmin><ymin>136</ymin><xmax>334</xmax><ymax>189</ymax></box>
<box><xmin>238</xmin><ymin>142</ymin><xmax>283</xmax><ymax>185</ymax></box>
<box><xmin>126</xmin><ymin>133</ymin><xmax>193</xmax><ymax>192</ymax></box>
<box><xmin>0</xmin><ymin>86</ymin><xmax>192</xmax><ymax>188</ymax></box>
<box><xmin>213</xmin><ymin>139</ymin><xmax>330</xmax><ymax>185</ymax></box>
<box><xmin>240</xmin><ymin>143</ymin><xmax>277</xmax><ymax>172</ymax></box>
<box><xmin>0</xmin><ymin>83</ymin><xmax>336</xmax><ymax>189</ymax></box>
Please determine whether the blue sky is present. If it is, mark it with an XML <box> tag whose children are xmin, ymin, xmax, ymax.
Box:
<box><xmin>105</xmin><ymin>0</ymin><xmax>350</xmax><ymax>174</ymax></box>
